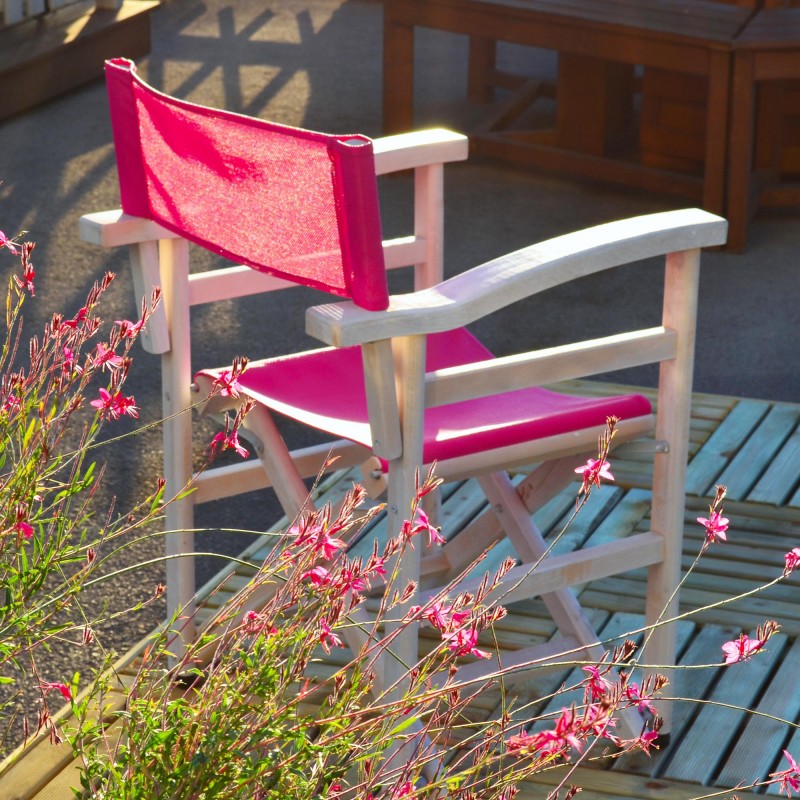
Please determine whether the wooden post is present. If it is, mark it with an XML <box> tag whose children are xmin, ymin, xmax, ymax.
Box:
<box><xmin>158</xmin><ymin>237</ymin><xmax>196</xmax><ymax>656</ymax></box>
<box><xmin>644</xmin><ymin>247</ymin><xmax>701</xmax><ymax>736</ymax></box>
<box><xmin>413</xmin><ymin>163</ymin><xmax>445</xmax><ymax>290</ymax></box>
<box><xmin>383</xmin><ymin>334</ymin><xmax>426</xmax><ymax>690</ymax></box>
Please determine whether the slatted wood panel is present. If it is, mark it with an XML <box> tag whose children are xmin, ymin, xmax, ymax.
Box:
<box><xmin>2</xmin><ymin>0</ymin><xmax>65</xmax><ymax>28</ymax></box>
<box><xmin>2</xmin><ymin>382</ymin><xmax>799</xmax><ymax>799</ymax></box>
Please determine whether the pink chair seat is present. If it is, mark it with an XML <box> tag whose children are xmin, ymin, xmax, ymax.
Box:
<box><xmin>198</xmin><ymin>328</ymin><xmax>651</xmax><ymax>466</ymax></box>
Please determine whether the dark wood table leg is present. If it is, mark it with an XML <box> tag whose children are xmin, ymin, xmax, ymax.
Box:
<box><xmin>703</xmin><ymin>48</ymin><xmax>732</xmax><ymax>217</ymax></box>
<box><xmin>726</xmin><ymin>50</ymin><xmax>757</xmax><ymax>252</ymax></box>
<box><xmin>383</xmin><ymin>2</ymin><xmax>416</xmax><ymax>134</ymax></box>
<box><xmin>556</xmin><ymin>53</ymin><xmax>635</xmax><ymax>157</ymax></box>
<box><xmin>467</xmin><ymin>36</ymin><xmax>497</xmax><ymax>103</ymax></box>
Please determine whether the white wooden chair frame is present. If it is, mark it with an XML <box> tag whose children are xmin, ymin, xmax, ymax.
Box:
<box><xmin>81</xmin><ymin>128</ymin><xmax>727</xmax><ymax>737</ymax></box>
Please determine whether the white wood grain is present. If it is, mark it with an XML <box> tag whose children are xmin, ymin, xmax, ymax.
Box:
<box><xmin>361</xmin><ymin>340</ymin><xmax>403</xmax><ymax>460</ymax></box>
<box><xmin>79</xmin><ymin>209</ymin><xmax>177</xmax><ymax>246</ymax></box>
<box><xmin>424</xmin><ymin>327</ymin><xmax>676</xmax><ymax>407</ymax></box>
<box><xmin>306</xmin><ymin>209</ymin><xmax>727</xmax><ymax>347</ymax></box>
<box><xmin>642</xmin><ymin>247</ymin><xmax>702</xmax><ymax>735</ymax></box>
<box><xmin>191</xmin><ymin>439</ymin><xmax>369</xmax><ymax>504</ymax></box>
<box><xmin>158</xmin><ymin>237</ymin><xmax>196</xmax><ymax>654</ymax></box>
<box><xmin>128</xmin><ymin>240</ymin><xmax>170</xmax><ymax>354</ymax></box>
<box><xmin>372</xmin><ymin>129</ymin><xmax>468</xmax><ymax>175</ymax></box>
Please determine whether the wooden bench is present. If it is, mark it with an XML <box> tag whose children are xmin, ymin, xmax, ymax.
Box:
<box><xmin>727</xmin><ymin>5</ymin><xmax>800</xmax><ymax>250</ymax></box>
<box><xmin>383</xmin><ymin>0</ymin><xmax>754</xmax><ymax>215</ymax></box>
<box><xmin>0</xmin><ymin>0</ymin><xmax>157</xmax><ymax>122</ymax></box>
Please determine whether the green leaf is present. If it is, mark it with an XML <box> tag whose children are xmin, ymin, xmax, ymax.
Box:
<box><xmin>385</xmin><ymin>715</ymin><xmax>420</xmax><ymax>738</ymax></box>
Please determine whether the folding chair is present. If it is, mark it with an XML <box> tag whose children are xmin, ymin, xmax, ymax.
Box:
<box><xmin>80</xmin><ymin>58</ymin><xmax>727</xmax><ymax>738</ymax></box>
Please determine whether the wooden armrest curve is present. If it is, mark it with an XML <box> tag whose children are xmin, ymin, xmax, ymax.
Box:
<box><xmin>306</xmin><ymin>208</ymin><xmax>727</xmax><ymax>347</ymax></box>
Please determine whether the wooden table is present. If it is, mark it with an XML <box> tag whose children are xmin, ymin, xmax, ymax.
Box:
<box><xmin>383</xmin><ymin>0</ymin><xmax>753</xmax><ymax>214</ymax></box>
<box><xmin>727</xmin><ymin>6</ymin><xmax>800</xmax><ymax>250</ymax></box>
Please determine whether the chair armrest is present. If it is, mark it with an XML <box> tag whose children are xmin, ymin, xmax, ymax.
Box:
<box><xmin>372</xmin><ymin>129</ymin><xmax>468</xmax><ymax>175</ymax></box>
<box><xmin>306</xmin><ymin>208</ymin><xmax>727</xmax><ymax>347</ymax></box>
<box><xmin>79</xmin><ymin>209</ymin><xmax>177</xmax><ymax>247</ymax></box>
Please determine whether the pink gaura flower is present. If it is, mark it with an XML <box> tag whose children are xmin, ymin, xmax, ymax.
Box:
<box><xmin>536</xmin><ymin>707</ymin><xmax>584</xmax><ymax>758</ymax></box>
<box><xmin>62</xmin><ymin>346</ymin><xmax>82</xmax><ymax>375</ymax></box>
<box><xmin>39</xmin><ymin>680</ymin><xmax>72</xmax><ymax>702</ymax></box>
<box><xmin>14</xmin><ymin>260</ymin><xmax>35</xmax><ymax>295</ymax></box>
<box><xmin>784</xmin><ymin>548</ymin><xmax>800</xmax><ymax>577</ymax></box>
<box><xmin>289</xmin><ymin>516</ymin><xmax>346</xmax><ymax>560</ymax></box>
<box><xmin>14</xmin><ymin>520</ymin><xmax>33</xmax><ymax>540</ymax></box>
<box><xmin>621</xmin><ymin>727</ymin><xmax>660</xmax><ymax>756</ymax></box>
<box><xmin>583</xmin><ymin>701</ymin><xmax>616</xmax><ymax>740</ymax></box>
<box><xmin>212</xmin><ymin>368</ymin><xmax>244</xmax><ymax>399</ymax></box>
<box><xmin>210</xmin><ymin>429</ymin><xmax>248</xmax><ymax>459</ymax></box>
<box><xmin>508</xmin><ymin>704</ymin><xmax>616</xmax><ymax>761</ymax></box>
<box><xmin>575</xmin><ymin>458</ymin><xmax>614</xmax><ymax>494</ymax></box>
<box><xmin>303</xmin><ymin>565</ymin><xmax>331</xmax><ymax>587</ymax></box>
<box><xmin>115</xmin><ymin>318</ymin><xmax>145</xmax><ymax>338</ymax></box>
<box><xmin>402</xmin><ymin>507</ymin><xmax>445</xmax><ymax>547</ymax></box>
<box><xmin>0</xmin><ymin>230</ymin><xmax>19</xmax><ymax>254</ymax></box>
<box><xmin>61</xmin><ymin>306</ymin><xmax>89</xmax><ymax>331</ymax></box>
<box><xmin>408</xmin><ymin>600</ymin><xmax>469</xmax><ymax>633</ymax></box>
<box><xmin>2</xmin><ymin>393</ymin><xmax>20</xmax><ymax>414</ymax></box>
<box><xmin>337</xmin><ymin>567</ymin><xmax>367</xmax><ymax>595</ymax></box>
<box><xmin>506</xmin><ymin>729</ymin><xmax>536</xmax><ymax>756</ymax></box>
<box><xmin>443</xmin><ymin>624</ymin><xmax>491</xmax><ymax>659</ymax></box>
<box><xmin>697</xmin><ymin>510</ymin><xmax>729</xmax><ymax>544</ymax></box>
<box><xmin>624</xmin><ymin>682</ymin><xmax>656</xmax><ymax>713</ymax></box>
<box><xmin>771</xmin><ymin>751</ymin><xmax>800</xmax><ymax>797</ymax></box>
<box><xmin>582</xmin><ymin>665</ymin><xmax>610</xmax><ymax>701</ymax></box>
<box><xmin>92</xmin><ymin>343</ymin><xmax>124</xmax><ymax>372</ymax></box>
<box><xmin>242</xmin><ymin>610</ymin><xmax>277</xmax><ymax>637</ymax></box>
<box><xmin>90</xmin><ymin>388</ymin><xmax>139</xmax><ymax>420</ymax></box>
<box><xmin>365</xmin><ymin>553</ymin><xmax>388</xmax><ymax>579</ymax></box>
<box><xmin>318</xmin><ymin>619</ymin><xmax>343</xmax><ymax>653</ymax></box>
<box><xmin>315</xmin><ymin>530</ymin><xmax>347</xmax><ymax>560</ymax></box>
<box><xmin>722</xmin><ymin>633</ymin><xmax>764</xmax><ymax>664</ymax></box>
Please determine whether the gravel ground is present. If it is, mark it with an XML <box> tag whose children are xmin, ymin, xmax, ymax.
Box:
<box><xmin>1</xmin><ymin>0</ymin><xmax>799</xmax><ymax>757</ymax></box>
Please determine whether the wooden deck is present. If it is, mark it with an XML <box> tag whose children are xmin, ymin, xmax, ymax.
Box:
<box><xmin>3</xmin><ymin>380</ymin><xmax>800</xmax><ymax>799</ymax></box>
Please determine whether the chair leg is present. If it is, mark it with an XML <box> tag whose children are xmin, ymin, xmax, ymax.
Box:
<box><xmin>424</xmin><ymin>456</ymin><xmax>585</xmax><ymax>583</ymax></box>
<box><xmin>242</xmin><ymin>405</ymin><xmax>315</xmax><ymax>521</ymax></box>
<box><xmin>477</xmin><ymin>471</ymin><xmax>643</xmax><ymax>739</ymax></box>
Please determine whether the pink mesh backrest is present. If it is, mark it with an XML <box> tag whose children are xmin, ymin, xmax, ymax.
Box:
<box><xmin>105</xmin><ymin>58</ymin><xmax>389</xmax><ymax>310</ymax></box>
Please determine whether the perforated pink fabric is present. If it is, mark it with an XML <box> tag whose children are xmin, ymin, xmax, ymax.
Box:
<box><xmin>105</xmin><ymin>58</ymin><xmax>389</xmax><ymax>310</ymax></box>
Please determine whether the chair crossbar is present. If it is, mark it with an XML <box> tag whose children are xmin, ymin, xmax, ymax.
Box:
<box><xmin>424</xmin><ymin>327</ymin><xmax>677</xmax><ymax>407</ymax></box>
<box><xmin>430</xmin><ymin>414</ymin><xmax>655</xmax><ymax>483</ymax></box>
<box><xmin>418</xmin><ymin>531</ymin><xmax>663</xmax><ymax>609</ymax></box>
